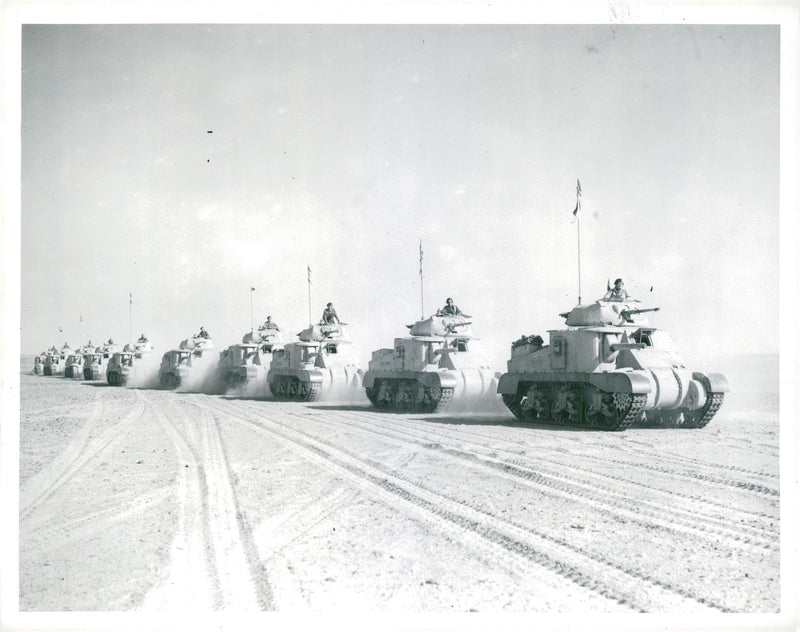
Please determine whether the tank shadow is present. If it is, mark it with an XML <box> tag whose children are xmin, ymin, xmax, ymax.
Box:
<box><xmin>306</xmin><ymin>404</ymin><xmax>375</xmax><ymax>412</ymax></box>
<box><xmin>419</xmin><ymin>416</ymin><xmax>621</xmax><ymax>432</ymax></box>
<box><xmin>81</xmin><ymin>382</ymin><xmax>112</xmax><ymax>387</ymax></box>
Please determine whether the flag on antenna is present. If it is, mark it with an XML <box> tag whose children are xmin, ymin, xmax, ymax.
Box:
<box><xmin>59</xmin><ymin>326</ymin><xmax>62</xmax><ymax>333</ymax></box>
<box><xmin>129</xmin><ymin>292</ymin><xmax>132</xmax><ymax>305</ymax></box>
<box><xmin>250</xmin><ymin>286</ymin><xmax>255</xmax><ymax>292</ymax></box>
<box><xmin>307</xmin><ymin>265</ymin><xmax>311</xmax><ymax>284</ymax></box>
<box><xmin>572</xmin><ymin>179</ymin><xmax>582</xmax><ymax>216</ymax></box>
<box><xmin>419</xmin><ymin>240</ymin><xmax>423</xmax><ymax>275</ymax></box>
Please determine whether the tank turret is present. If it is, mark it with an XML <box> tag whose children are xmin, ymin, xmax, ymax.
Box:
<box><xmin>497</xmin><ymin>293</ymin><xmax>729</xmax><ymax>431</ymax></box>
<box><xmin>363</xmin><ymin>313</ymin><xmax>497</xmax><ymax>413</ymax></box>
<box><xmin>179</xmin><ymin>334</ymin><xmax>214</xmax><ymax>357</ymax></box>
<box><xmin>132</xmin><ymin>335</ymin><xmax>154</xmax><ymax>358</ymax></box>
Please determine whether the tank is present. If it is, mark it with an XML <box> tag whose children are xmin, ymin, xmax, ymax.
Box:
<box><xmin>497</xmin><ymin>297</ymin><xmax>729</xmax><ymax>430</ymax></box>
<box><xmin>43</xmin><ymin>344</ymin><xmax>71</xmax><ymax>376</ymax></box>
<box><xmin>83</xmin><ymin>350</ymin><xmax>105</xmax><ymax>380</ymax></box>
<box><xmin>218</xmin><ymin>329</ymin><xmax>284</xmax><ymax>389</ymax></box>
<box><xmin>107</xmin><ymin>351</ymin><xmax>135</xmax><ymax>386</ymax></box>
<box><xmin>63</xmin><ymin>353</ymin><xmax>85</xmax><ymax>378</ymax></box>
<box><xmin>158</xmin><ymin>349</ymin><xmax>193</xmax><ymax>389</ymax></box>
<box><xmin>363</xmin><ymin>314</ymin><xmax>497</xmax><ymax>413</ymax></box>
<box><xmin>33</xmin><ymin>353</ymin><xmax>46</xmax><ymax>375</ymax></box>
<box><xmin>267</xmin><ymin>323</ymin><xmax>361</xmax><ymax>401</ymax></box>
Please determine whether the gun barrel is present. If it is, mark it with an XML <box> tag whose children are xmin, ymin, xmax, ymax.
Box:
<box><xmin>622</xmin><ymin>307</ymin><xmax>660</xmax><ymax>315</ymax></box>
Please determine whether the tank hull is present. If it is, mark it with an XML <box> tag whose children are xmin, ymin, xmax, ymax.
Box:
<box><xmin>64</xmin><ymin>365</ymin><xmax>83</xmax><ymax>379</ymax></box>
<box><xmin>220</xmin><ymin>364</ymin><xmax>261</xmax><ymax>389</ymax></box>
<box><xmin>267</xmin><ymin>366</ymin><xmax>362</xmax><ymax>402</ymax></box>
<box><xmin>363</xmin><ymin>367</ymin><xmax>496</xmax><ymax>413</ymax></box>
<box><xmin>159</xmin><ymin>366</ymin><xmax>189</xmax><ymax>389</ymax></box>
<box><xmin>84</xmin><ymin>366</ymin><xmax>103</xmax><ymax>380</ymax></box>
<box><xmin>107</xmin><ymin>368</ymin><xmax>131</xmax><ymax>386</ymax></box>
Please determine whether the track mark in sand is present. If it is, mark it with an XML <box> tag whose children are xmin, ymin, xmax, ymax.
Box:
<box><xmin>349</xmin><ymin>410</ymin><xmax>779</xmax><ymax>521</ymax></box>
<box><xmin>578</xmin><ymin>452</ymin><xmax>778</xmax><ymax>497</ymax></box>
<box><xmin>255</xmin><ymin>405</ymin><xmax>780</xmax><ymax>552</ymax></box>
<box><xmin>198</xmin><ymin>398</ymin><xmax>727</xmax><ymax>613</ymax></box>
<box><xmin>20</xmin><ymin>390</ymin><xmax>146</xmax><ymax>522</ymax></box>
<box><xmin>24</xmin><ymin>486</ymin><xmax>174</xmax><ymax>553</ymax></box>
<box><xmin>140</xmin><ymin>393</ymin><xmax>271</xmax><ymax>611</ymax></box>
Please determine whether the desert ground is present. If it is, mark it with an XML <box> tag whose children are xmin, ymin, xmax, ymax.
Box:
<box><xmin>16</xmin><ymin>353</ymin><xmax>780</xmax><ymax>620</ymax></box>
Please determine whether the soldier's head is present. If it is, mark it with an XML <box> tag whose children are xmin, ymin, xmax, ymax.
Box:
<box><xmin>446</xmin><ymin>298</ymin><xmax>454</xmax><ymax>305</ymax></box>
<box><xmin>614</xmin><ymin>279</ymin><xmax>624</xmax><ymax>288</ymax></box>
<box><xmin>327</xmin><ymin>302</ymin><xmax>333</xmax><ymax>308</ymax></box>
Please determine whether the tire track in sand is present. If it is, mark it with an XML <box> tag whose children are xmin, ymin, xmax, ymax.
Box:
<box><xmin>289</xmin><ymin>407</ymin><xmax>778</xmax><ymax>551</ymax></box>
<box><xmin>20</xmin><ymin>389</ymin><xmax>146</xmax><ymax>523</ymax></box>
<box><xmin>197</xmin><ymin>397</ymin><xmax>727</xmax><ymax>613</ymax></box>
<box><xmin>140</xmin><ymin>392</ymin><xmax>271</xmax><ymax>611</ymax></box>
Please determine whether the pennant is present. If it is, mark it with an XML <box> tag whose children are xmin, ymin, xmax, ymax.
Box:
<box><xmin>307</xmin><ymin>265</ymin><xmax>312</xmax><ymax>284</ymax></box>
<box><xmin>250</xmin><ymin>286</ymin><xmax>255</xmax><ymax>292</ymax></box>
<box><xmin>419</xmin><ymin>240</ymin><xmax>423</xmax><ymax>276</ymax></box>
<box><xmin>572</xmin><ymin>179</ymin><xmax>582</xmax><ymax>216</ymax></box>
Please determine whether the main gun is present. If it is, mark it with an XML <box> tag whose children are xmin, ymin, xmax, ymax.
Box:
<box><xmin>620</xmin><ymin>307</ymin><xmax>660</xmax><ymax>323</ymax></box>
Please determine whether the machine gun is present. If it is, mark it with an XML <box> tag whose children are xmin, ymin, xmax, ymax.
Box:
<box><xmin>620</xmin><ymin>307</ymin><xmax>660</xmax><ymax>323</ymax></box>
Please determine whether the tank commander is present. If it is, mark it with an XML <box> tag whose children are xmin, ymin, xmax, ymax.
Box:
<box><xmin>603</xmin><ymin>278</ymin><xmax>629</xmax><ymax>302</ymax></box>
<box><xmin>260</xmin><ymin>316</ymin><xmax>280</xmax><ymax>331</ymax></box>
<box><xmin>322</xmin><ymin>303</ymin><xmax>340</xmax><ymax>325</ymax></box>
<box><xmin>197</xmin><ymin>326</ymin><xmax>211</xmax><ymax>339</ymax></box>
<box><xmin>138</xmin><ymin>333</ymin><xmax>149</xmax><ymax>342</ymax></box>
<box><xmin>437</xmin><ymin>297</ymin><xmax>462</xmax><ymax>316</ymax></box>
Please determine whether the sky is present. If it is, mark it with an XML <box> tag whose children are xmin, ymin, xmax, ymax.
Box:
<box><xmin>15</xmin><ymin>21</ymin><xmax>782</xmax><ymax>370</ymax></box>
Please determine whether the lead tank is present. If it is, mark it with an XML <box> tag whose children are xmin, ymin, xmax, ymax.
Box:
<box><xmin>267</xmin><ymin>323</ymin><xmax>361</xmax><ymax>401</ymax></box>
<box><xmin>497</xmin><ymin>297</ymin><xmax>729</xmax><ymax>430</ymax></box>
<box><xmin>363</xmin><ymin>314</ymin><xmax>497</xmax><ymax>413</ymax></box>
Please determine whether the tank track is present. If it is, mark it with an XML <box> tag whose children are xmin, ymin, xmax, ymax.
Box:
<box><xmin>269</xmin><ymin>376</ymin><xmax>322</xmax><ymax>402</ymax></box>
<box><xmin>425</xmin><ymin>386</ymin><xmax>454</xmax><ymax>413</ymax></box>
<box><xmin>366</xmin><ymin>379</ymin><xmax>455</xmax><ymax>413</ymax></box>
<box><xmin>682</xmin><ymin>392</ymin><xmax>725</xmax><ymax>429</ymax></box>
<box><xmin>503</xmin><ymin>381</ymin><xmax>647</xmax><ymax>432</ymax></box>
<box><xmin>303</xmin><ymin>382</ymin><xmax>323</xmax><ymax>402</ymax></box>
